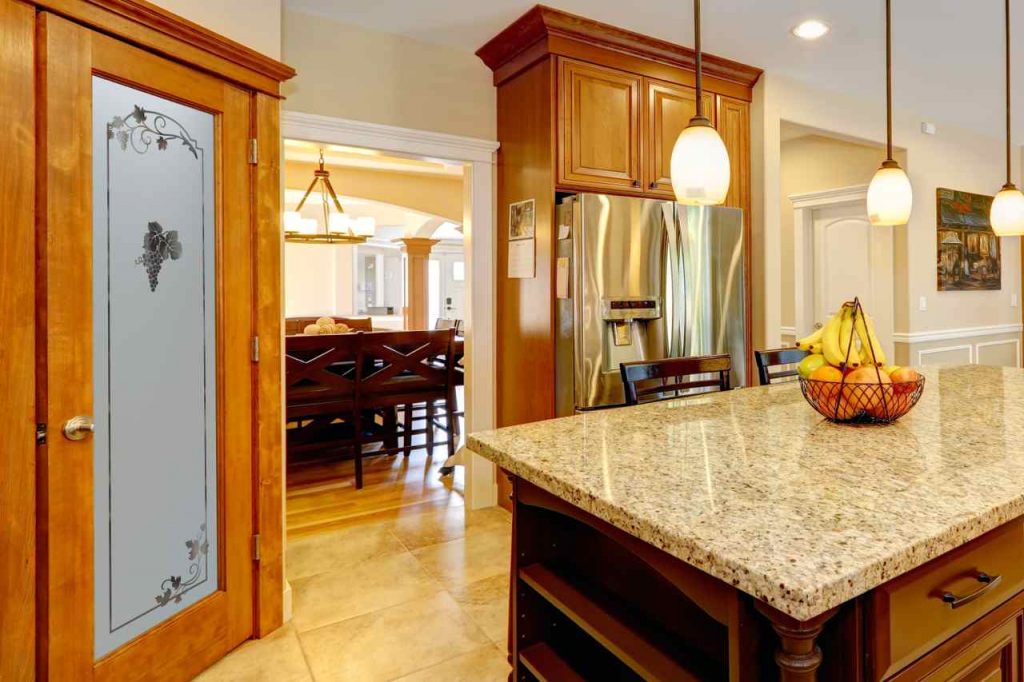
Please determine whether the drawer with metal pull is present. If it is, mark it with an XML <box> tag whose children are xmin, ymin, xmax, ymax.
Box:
<box><xmin>868</xmin><ymin>518</ymin><xmax>1024</xmax><ymax>680</ymax></box>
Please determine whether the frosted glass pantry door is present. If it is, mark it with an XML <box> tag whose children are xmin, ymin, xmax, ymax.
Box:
<box><xmin>91</xmin><ymin>77</ymin><xmax>217</xmax><ymax>658</ymax></box>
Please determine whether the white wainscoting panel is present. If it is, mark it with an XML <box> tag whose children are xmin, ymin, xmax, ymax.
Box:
<box><xmin>975</xmin><ymin>338</ymin><xmax>1021</xmax><ymax>367</ymax></box>
<box><xmin>917</xmin><ymin>344</ymin><xmax>973</xmax><ymax>366</ymax></box>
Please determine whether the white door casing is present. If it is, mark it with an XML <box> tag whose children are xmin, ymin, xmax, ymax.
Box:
<box><xmin>792</xmin><ymin>185</ymin><xmax>895</xmax><ymax>361</ymax></box>
<box><xmin>281</xmin><ymin>112</ymin><xmax>499</xmax><ymax>510</ymax></box>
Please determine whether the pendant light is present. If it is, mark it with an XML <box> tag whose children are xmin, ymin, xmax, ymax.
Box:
<box><xmin>867</xmin><ymin>0</ymin><xmax>913</xmax><ymax>226</ymax></box>
<box><xmin>284</xmin><ymin>149</ymin><xmax>372</xmax><ymax>245</ymax></box>
<box><xmin>991</xmin><ymin>0</ymin><xmax>1024</xmax><ymax>236</ymax></box>
<box><xmin>670</xmin><ymin>0</ymin><xmax>731</xmax><ymax>205</ymax></box>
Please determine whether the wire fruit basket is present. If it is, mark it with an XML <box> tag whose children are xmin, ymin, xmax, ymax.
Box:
<box><xmin>799</xmin><ymin>375</ymin><xmax>925</xmax><ymax>424</ymax></box>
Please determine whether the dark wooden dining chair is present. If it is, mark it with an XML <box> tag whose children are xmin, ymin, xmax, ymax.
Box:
<box><xmin>754</xmin><ymin>347</ymin><xmax>809</xmax><ymax>385</ymax></box>
<box><xmin>620</xmin><ymin>354</ymin><xmax>732</xmax><ymax>406</ymax></box>
<box><xmin>284</xmin><ymin>333</ymin><xmax>361</xmax><ymax>465</ymax></box>
<box><xmin>358</xmin><ymin>329</ymin><xmax>458</xmax><ymax>473</ymax></box>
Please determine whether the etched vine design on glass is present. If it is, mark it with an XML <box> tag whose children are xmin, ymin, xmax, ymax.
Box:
<box><xmin>154</xmin><ymin>523</ymin><xmax>209</xmax><ymax>607</ymax></box>
<box><xmin>108</xmin><ymin>105</ymin><xmax>198</xmax><ymax>291</ymax></box>
<box><xmin>134</xmin><ymin>222</ymin><xmax>182</xmax><ymax>291</ymax></box>
<box><xmin>107</xmin><ymin>104</ymin><xmax>199</xmax><ymax>158</ymax></box>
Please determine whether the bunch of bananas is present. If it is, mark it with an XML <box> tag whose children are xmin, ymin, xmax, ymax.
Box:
<box><xmin>795</xmin><ymin>301</ymin><xmax>886</xmax><ymax>368</ymax></box>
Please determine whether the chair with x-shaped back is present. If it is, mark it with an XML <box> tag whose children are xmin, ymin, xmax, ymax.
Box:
<box><xmin>284</xmin><ymin>332</ymin><xmax>361</xmax><ymax>463</ymax></box>
<box><xmin>357</xmin><ymin>329</ymin><xmax>458</xmax><ymax>484</ymax></box>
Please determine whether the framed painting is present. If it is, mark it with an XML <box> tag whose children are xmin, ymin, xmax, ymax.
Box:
<box><xmin>936</xmin><ymin>188</ymin><xmax>1001</xmax><ymax>290</ymax></box>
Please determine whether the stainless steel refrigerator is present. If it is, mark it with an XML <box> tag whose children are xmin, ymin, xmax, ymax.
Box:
<box><xmin>555</xmin><ymin>193</ymin><xmax>747</xmax><ymax>414</ymax></box>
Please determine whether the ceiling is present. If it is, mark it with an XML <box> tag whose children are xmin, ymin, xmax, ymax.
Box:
<box><xmin>285</xmin><ymin>0</ymin><xmax>1024</xmax><ymax>138</ymax></box>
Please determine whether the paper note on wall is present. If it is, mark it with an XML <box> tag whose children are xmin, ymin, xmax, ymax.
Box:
<box><xmin>508</xmin><ymin>238</ymin><xmax>535</xmax><ymax>279</ymax></box>
<box><xmin>556</xmin><ymin>257</ymin><xmax>569</xmax><ymax>298</ymax></box>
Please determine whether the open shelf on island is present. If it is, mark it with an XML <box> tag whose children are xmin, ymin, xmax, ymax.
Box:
<box><xmin>519</xmin><ymin>563</ymin><xmax>717</xmax><ymax>681</ymax></box>
<box><xmin>519</xmin><ymin>642</ymin><xmax>586</xmax><ymax>682</ymax></box>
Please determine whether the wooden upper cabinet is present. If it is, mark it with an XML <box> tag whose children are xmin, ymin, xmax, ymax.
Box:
<box><xmin>645</xmin><ymin>78</ymin><xmax>713</xmax><ymax>197</ymax></box>
<box><xmin>559</xmin><ymin>58</ymin><xmax>642</xmax><ymax>192</ymax></box>
<box><xmin>716</xmin><ymin>95</ymin><xmax>751</xmax><ymax>214</ymax></box>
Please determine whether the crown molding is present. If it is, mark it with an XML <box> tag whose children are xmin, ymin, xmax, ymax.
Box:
<box><xmin>789</xmin><ymin>185</ymin><xmax>869</xmax><ymax>209</ymax></box>
<box><xmin>33</xmin><ymin>0</ymin><xmax>295</xmax><ymax>94</ymax></box>
<box><xmin>476</xmin><ymin>4</ymin><xmax>762</xmax><ymax>89</ymax></box>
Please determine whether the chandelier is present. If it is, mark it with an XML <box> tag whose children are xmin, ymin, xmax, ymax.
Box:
<box><xmin>284</xmin><ymin>149</ymin><xmax>375</xmax><ymax>244</ymax></box>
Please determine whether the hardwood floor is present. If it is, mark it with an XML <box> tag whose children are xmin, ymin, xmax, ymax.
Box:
<box><xmin>286</xmin><ymin>434</ymin><xmax>465</xmax><ymax>538</ymax></box>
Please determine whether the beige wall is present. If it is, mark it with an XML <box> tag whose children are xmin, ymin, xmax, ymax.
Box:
<box><xmin>282</xmin><ymin>9</ymin><xmax>496</xmax><ymax>140</ymax></box>
<box><xmin>757</xmin><ymin>74</ymin><xmax>1021</xmax><ymax>359</ymax></box>
<box><xmin>779</xmin><ymin>135</ymin><xmax>906</xmax><ymax>329</ymax></box>
<box><xmin>284</xmin><ymin>243</ymin><xmax>355</xmax><ymax>317</ymax></box>
<box><xmin>150</xmin><ymin>0</ymin><xmax>281</xmax><ymax>58</ymax></box>
<box><xmin>284</xmin><ymin>162</ymin><xmax>464</xmax><ymax>222</ymax></box>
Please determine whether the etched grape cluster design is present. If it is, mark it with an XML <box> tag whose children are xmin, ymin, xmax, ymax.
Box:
<box><xmin>134</xmin><ymin>222</ymin><xmax>182</xmax><ymax>291</ymax></box>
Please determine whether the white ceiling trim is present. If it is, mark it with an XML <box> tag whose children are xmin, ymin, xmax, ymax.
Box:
<box><xmin>788</xmin><ymin>185</ymin><xmax>868</xmax><ymax>210</ymax></box>
<box><xmin>282</xmin><ymin>111</ymin><xmax>499</xmax><ymax>164</ymax></box>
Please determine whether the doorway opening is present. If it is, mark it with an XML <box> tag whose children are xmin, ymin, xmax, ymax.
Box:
<box><xmin>281</xmin><ymin>138</ymin><xmax>471</xmax><ymax>530</ymax></box>
<box><xmin>258</xmin><ymin>116</ymin><xmax>507</xmax><ymax>668</ymax></box>
<box><xmin>779</xmin><ymin>121</ymin><xmax>908</xmax><ymax>361</ymax></box>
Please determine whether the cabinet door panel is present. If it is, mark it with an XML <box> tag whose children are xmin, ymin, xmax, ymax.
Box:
<box><xmin>716</xmin><ymin>95</ymin><xmax>750</xmax><ymax>214</ymax></box>
<box><xmin>894</xmin><ymin>611</ymin><xmax>1020</xmax><ymax>681</ymax></box>
<box><xmin>645</xmin><ymin>78</ymin><xmax>713</xmax><ymax>197</ymax></box>
<box><xmin>559</xmin><ymin>58</ymin><xmax>641</xmax><ymax>191</ymax></box>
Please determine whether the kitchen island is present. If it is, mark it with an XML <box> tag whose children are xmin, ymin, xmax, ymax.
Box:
<box><xmin>467</xmin><ymin>365</ymin><xmax>1024</xmax><ymax>680</ymax></box>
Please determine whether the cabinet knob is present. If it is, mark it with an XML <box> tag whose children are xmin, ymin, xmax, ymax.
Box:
<box><xmin>632</xmin><ymin>179</ymin><xmax>640</xmax><ymax>188</ymax></box>
<box><xmin>649</xmin><ymin>182</ymin><xmax>657</xmax><ymax>189</ymax></box>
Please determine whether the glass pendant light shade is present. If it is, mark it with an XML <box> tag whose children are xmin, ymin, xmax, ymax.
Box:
<box><xmin>991</xmin><ymin>185</ymin><xmax>1024</xmax><ymax>236</ymax></box>
<box><xmin>669</xmin><ymin>0</ymin><xmax>730</xmax><ymax>206</ymax></box>
<box><xmin>867</xmin><ymin>161</ymin><xmax>913</xmax><ymax>226</ymax></box>
<box><xmin>671</xmin><ymin>121</ymin><xmax>731</xmax><ymax>205</ymax></box>
<box><xmin>992</xmin><ymin>0</ymin><xmax>1023</xmax><ymax>236</ymax></box>
<box><xmin>869</xmin><ymin>0</ymin><xmax>913</xmax><ymax>227</ymax></box>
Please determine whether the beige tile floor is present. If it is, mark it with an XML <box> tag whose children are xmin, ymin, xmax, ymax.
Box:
<box><xmin>195</xmin><ymin>503</ymin><xmax>513</xmax><ymax>682</ymax></box>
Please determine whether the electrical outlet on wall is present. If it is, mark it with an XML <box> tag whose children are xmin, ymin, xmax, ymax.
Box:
<box><xmin>1012</xmin><ymin>294</ymin><xmax>1018</xmax><ymax>308</ymax></box>
<box><xmin>919</xmin><ymin>296</ymin><xmax>928</xmax><ymax>311</ymax></box>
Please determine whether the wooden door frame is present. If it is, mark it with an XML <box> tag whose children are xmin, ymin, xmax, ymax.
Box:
<box><xmin>273</xmin><ymin>110</ymin><xmax>499</xmax><ymax>619</ymax></box>
<box><xmin>0</xmin><ymin>1</ymin><xmax>37</xmax><ymax>678</ymax></box>
<box><xmin>0</xmin><ymin>1</ymin><xmax>293</xmax><ymax>678</ymax></box>
<box><xmin>37</xmin><ymin>15</ymin><xmax>260</xmax><ymax>679</ymax></box>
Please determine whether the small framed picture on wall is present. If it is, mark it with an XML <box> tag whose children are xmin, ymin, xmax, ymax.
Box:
<box><xmin>508</xmin><ymin>199</ymin><xmax>535</xmax><ymax>241</ymax></box>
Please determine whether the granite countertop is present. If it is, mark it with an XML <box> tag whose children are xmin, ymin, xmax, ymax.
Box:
<box><xmin>466</xmin><ymin>364</ymin><xmax>1024</xmax><ymax>622</ymax></box>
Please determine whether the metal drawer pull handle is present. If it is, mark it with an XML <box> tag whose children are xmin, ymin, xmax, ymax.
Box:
<box><xmin>941</xmin><ymin>572</ymin><xmax>1002</xmax><ymax>609</ymax></box>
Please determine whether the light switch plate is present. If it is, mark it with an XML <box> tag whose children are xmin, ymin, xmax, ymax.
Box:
<box><xmin>919</xmin><ymin>296</ymin><xmax>928</xmax><ymax>311</ymax></box>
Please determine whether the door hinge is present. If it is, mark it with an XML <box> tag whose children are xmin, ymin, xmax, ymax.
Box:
<box><xmin>248</xmin><ymin>138</ymin><xmax>258</xmax><ymax>165</ymax></box>
<box><xmin>36</xmin><ymin>423</ymin><xmax>47</xmax><ymax>446</ymax></box>
<box><xmin>251</xmin><ymin>336</ymin><xmax>260</xmax><ymax>363</ymax></box>
<box><xmin>252</xmin><ymin>534</ymin><xmax>261</xmax><ymax>561</ymax></box>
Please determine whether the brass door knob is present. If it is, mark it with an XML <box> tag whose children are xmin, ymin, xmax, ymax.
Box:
<box><xmin>63</xmin><ymin>416</ymin><xmax>95</xmax><ymax>441</ymax></box>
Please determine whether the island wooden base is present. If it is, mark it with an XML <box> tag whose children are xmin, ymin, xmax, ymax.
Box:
<box><xmin>506</xmin><ymin>477</ymin><xmax>1024</xmax><ymax>681</ymax></box>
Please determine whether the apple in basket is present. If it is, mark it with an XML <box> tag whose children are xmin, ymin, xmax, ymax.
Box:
<box><xmin>843</xmin><ymin>366</ymin><xmax>893</xmax><ymax>418</ymax></box>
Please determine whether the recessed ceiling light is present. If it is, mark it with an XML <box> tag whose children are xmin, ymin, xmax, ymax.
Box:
<box><xmin>792</xmin><ymin>19</ymin><xmax>831</xmax><ymax>41</ymax></box>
